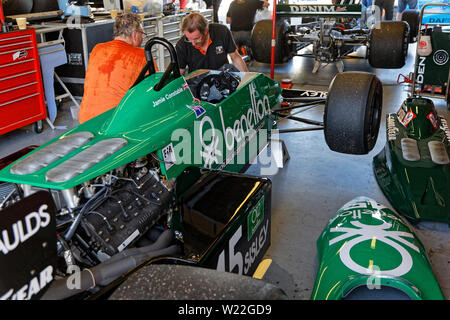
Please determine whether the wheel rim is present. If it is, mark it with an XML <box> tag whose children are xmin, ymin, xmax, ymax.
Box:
<box><xmin>366</xmin><ymin>80</ymin><xmax>382</xmax><ymax>150</ymax></box>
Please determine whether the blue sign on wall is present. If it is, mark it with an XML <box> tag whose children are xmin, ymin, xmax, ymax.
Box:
<box><xmin>418</xmin><ymin>0</ymin><xmax>450</xmax><ymax>24</ymax></box>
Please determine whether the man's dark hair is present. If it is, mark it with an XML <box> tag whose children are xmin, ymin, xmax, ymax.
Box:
<box><xmin>181</xmin><ymin>12</ymin><xmax>209</xmax><ymax>34</ymax></box>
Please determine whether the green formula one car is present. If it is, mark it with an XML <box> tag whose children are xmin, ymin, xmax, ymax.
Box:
<box><xmin>0</xmin><ymin>38</ymin><xmax>383</xmax><ymax>300</ymax></box>
<box><xmin>373</xmin><ymin>97</ymin><xmax>450</xmax><ymax>224</ymax></box>
<box><xmin>374</xmin><ymin>3</ymin><xmax>450</xmax><ymax>224</ymax></box>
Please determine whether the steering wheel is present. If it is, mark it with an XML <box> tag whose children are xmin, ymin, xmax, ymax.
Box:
<box><xmin>131</xmin><ymin>37</ymin><xmax>181</xmax><ymax>91</ymax></box>
<box><xmin>197</xmin><ymin>74</ymin><xmax>221</xmax><ymax>102</ymax></box>
<box><xmin>196</xmin><ymin>71</ymin><xmax>240</xmax><ymax>103</ymax></box>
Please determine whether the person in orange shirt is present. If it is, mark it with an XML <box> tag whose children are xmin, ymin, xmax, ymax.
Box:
<box><xmin>78</xmin><ymin>13</ymin><xmax>153</xmax><ymax>123</ymax></box>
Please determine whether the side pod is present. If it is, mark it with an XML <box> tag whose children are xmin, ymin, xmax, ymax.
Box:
<box><xmin>373</xmin><ymin>97</ymin><xmax>450</xmax><ymax>223</ymax></box>
<box><xmin>311</xmin><ymin>197</ymin><xmax>444</xmax><ymax>300</ymax></box>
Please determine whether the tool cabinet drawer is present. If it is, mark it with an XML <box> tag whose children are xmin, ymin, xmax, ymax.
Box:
<box><xmin>0</xmin><ymin>45</ymin><xmax>36</xmax><ymax>65</ymax></box>
<box><xmin>0</xmin><ymin>93</ymin><xmax>43</xmax><ymax>129</ymax></box>
<box><xmin>0</xmin><ymin>70</ymin><xmax>37</xmax><ymax>91</ymax></box>
<box><xmin>0</xmin><ymin>35</ymin><xmax>33</xmax><ymax>53</ymax></box>
<box><xmin>0</xmin><ymin>28</ymin><xmax>46</xmax><ymax>136</ymax></box>
<box><xmin>0</xmin><ymin>81</ymin><xmax>39</xmax><ymax>105</ymax></box>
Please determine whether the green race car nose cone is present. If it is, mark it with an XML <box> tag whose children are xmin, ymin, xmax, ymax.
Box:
<box><xmin>311</xmin><ymin>197</ymin><xmax>444</xmax><ymax>300</ymax></box>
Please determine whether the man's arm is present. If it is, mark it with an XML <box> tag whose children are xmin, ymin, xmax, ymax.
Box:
<box><xmin>229</xmin><ymin>50</ymin><xmax>248</xmax><ymax>72</ymax></box>
<box><xmin>226</xmin><ymin>2</ymin><xmax>232</xmax><ymax>24</ymax></box>
<box><xmin>175</xmin><ymin>39</ymin><xmax>188</xmax><ymax>76</ymax></box>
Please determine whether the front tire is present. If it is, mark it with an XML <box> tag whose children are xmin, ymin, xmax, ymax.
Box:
<box><xmin>324</xmin><ymin>72</ymin><xmax>383</xmax><ymax>155</ymax></box>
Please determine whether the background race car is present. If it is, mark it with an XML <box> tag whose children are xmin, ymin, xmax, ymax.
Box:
<box><xmin>250</xmin><ymin>0</ymin><xmax>410</xmax><ymax>73</ymax></box>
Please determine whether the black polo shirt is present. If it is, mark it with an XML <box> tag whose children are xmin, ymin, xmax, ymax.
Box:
<box><xmin>227</xmin><ymin>0</ymin><xmax>264</xmax><ymax>32</ymax></box>
<box><xmin>176</xmin><ymin>23</ymin><xmax>237</xmax><ymax>72</ymax></box>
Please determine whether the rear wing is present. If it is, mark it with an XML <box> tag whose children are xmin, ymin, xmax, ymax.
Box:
<box><xmin>276</xmin><ymin>1</ymin><xmax>362</xmax><ymax>18</ymax></box>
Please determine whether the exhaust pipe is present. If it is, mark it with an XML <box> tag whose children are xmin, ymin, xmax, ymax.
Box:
<box><xmin>42</xmin><ymin>230</ymin><xmax>179</xmax><ymax>300</ymax></box>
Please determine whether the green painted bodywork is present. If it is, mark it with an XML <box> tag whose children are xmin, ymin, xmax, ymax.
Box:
<box><xmin>311</xmin><ymin>197</ymin><xmax>444</xmax><ymax>300</ymax></box>
<box><xmin>373</xmin><ymin>97</ymin><xmax>450</xmax><ymax>223</ymax></box>
<box><xmin>0</xmin><ymin>71</ymin><xmax>281</xmax><ymax>190</ymax></box>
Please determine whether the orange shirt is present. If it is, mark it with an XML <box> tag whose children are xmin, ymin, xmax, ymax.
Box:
<box><xmin>78</xmin><ymin>40</ymin><xmax>147</xmax><ymax>123</ymax></box>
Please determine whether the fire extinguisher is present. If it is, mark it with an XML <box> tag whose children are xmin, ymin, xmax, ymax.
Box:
<box><xmin>418</xmin><ymin>26</ymin><xmax>432</xmax><ymax>57</ymax></box>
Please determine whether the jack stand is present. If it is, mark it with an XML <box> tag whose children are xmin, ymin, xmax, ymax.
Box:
<box><xmin>312</xmin><ymin>61</ymin><xmax>321</xmax><ymax>74</ymax></box>
<box><xmin>336</xmin><ymin>60</ymin><xmax>344</xmax><ymax>73</ymax></box>
<box><xmin>312</xmin><ymin>60</ymin><xmax>345</xmax><ymax>73</ymax></box>
<box><xmin>270</xmin><ymin>139</ymin><xmax>290</xmax><ymax>168</ymax></box>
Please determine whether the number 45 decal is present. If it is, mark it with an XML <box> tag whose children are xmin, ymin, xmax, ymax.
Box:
<box><xmin>216</xmin><ymin>226</ymin><xmax>243</xmax><ymax>274</ymax></box>
<box><xmin>215</xmin><ymin>217</ymin><xmax>270</xmax><ymax>275</ymax></box>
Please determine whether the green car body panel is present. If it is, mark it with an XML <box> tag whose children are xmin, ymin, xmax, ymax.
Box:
<box><xmin>311</xmin><ymin>196</ymin><xmax>444</xmax><ymax>300</ymax></box>
<box><xmin>373</xmin><ymin>97</ymin><xmax>450</xmax><ymax>223</ymax></box>
<box><xmin>0</xmin><ymin>71</ymin><xmax>281</xmax><ymax>190</ymax></box>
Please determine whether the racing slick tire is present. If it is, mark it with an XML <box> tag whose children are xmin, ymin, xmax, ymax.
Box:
<box><xmin>324</xmin><ymin>72</ymin><xmax>383</xmax><ymax>155</ymax></box>
<box><xmin>109</xmin><ymin>264</ymin><xmax>288</xmax><ymax>300</ymax></box>
<box><xmin>368</xmin><ymin>21</ymin><xmax>409</xmax><ymax>69</ymax></box>
<box><xmin>251</xmin><ymin>19</ymin><xmax>293</xmax><ymax>64</ymax></box>
<box><xmin>401</xmin><ymin>9</ymin><xmax>420</xmax><ymax>43</ymax></box>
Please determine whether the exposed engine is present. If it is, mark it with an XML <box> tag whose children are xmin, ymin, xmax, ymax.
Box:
<box><xmin>289</xmin><ymin>19</ymin><xmax>368</xmax><ymax>63</ymax></box>
<box><xmin>2</xmin><ymin>154</ymin><xmax>175</xmax><ymax>276</ymax></box>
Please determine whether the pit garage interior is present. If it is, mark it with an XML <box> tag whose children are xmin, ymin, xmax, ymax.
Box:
<box><xmin>0</xmin><ymin>0</ymin><xmax>449</xmax><ymax>300</ymax></box>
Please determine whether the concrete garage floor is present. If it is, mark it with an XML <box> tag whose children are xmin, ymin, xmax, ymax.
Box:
<box><xmin>246</xmin><ymin>45</ymin><xmax>450</xmax><ymax>300</ymax></box>
<box><xmin>0</xmin><ymin>43</ymin><xmax>448</xmax><ymax>300</ymax></box>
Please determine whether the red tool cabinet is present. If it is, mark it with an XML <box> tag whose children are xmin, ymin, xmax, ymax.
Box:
<box><xmin>0</xmin><ymin>27</ymin><xmax>47</xmax><ymax>135</ymax></box>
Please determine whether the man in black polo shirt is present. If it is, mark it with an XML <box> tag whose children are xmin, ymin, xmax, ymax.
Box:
<box><xmin>226</xmin><ymin>0</ymin><xmax>269</xmax><ymax>51</ymax></box>
<box><xmin>175</xmin><ymin>13</ymin><xmax>248</xmax><ymax>75</ymax></box>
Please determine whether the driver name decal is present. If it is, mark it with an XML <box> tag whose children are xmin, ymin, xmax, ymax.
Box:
<box><xmin>153</xmin><ymin>86</ymin><xmax>187</xmax><ymax>107</ymax></box>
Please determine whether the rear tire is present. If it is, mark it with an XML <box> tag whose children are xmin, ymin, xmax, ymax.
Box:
<box><xmin>368</xmin><ymin>21</ymin><xmax>409</xmax><ymax>68</ymax></box>
<box><xmin>251</xmin><ymin>19</ymin><xmax>293</xmax><ymax>64</ymax></box>
<box><xmin>401</xmin><ymin>9</ymin><xmax>420</xmax><ymax>43</ymax></box>
<box><xmin>324</xmin><ymin>72</ymin><xmax>383</xmax><ymax>155</ymax></box>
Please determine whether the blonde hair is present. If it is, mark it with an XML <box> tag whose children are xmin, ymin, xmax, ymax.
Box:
<box><xmin>181</xmin><ymin>12</ymin><xmax>209</xmax><ymax>34</ymax></box>
<box><xmin>113</xmin><ymin>13</ymin><xmax>143</xmax><ymax>38</ymax></box>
